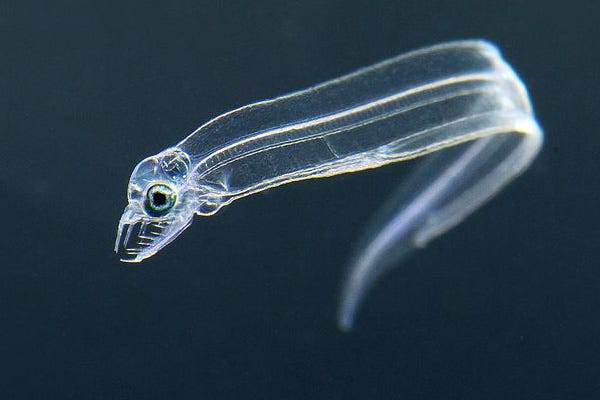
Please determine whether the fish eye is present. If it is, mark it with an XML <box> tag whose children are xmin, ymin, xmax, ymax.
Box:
<box><xmin>144</xmin><ymin>183</ymin><xmax>177</xmax><ymax>216</ymax></box>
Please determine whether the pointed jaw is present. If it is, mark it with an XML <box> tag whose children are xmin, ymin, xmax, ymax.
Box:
<box><xmin>114</xmin><ymin>206</ymin><xmax>193</xmax><ymax>263</ymax></box>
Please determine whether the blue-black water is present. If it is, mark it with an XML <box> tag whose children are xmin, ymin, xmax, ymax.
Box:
<box><xmin>2</xmin><ymin>1</ymin><xmax>599</xmax><ymax>398</ymax></box>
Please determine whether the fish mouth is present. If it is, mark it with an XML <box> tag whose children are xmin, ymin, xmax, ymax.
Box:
<box><xmin>114</xmin><ymin>205</ymin><xmax>193</xmax><ymax>262</ymax></box>
<box><xmin>114</xmin><ymin>218</ymin><xmax>172</xmax><ymax>262</ymax></box>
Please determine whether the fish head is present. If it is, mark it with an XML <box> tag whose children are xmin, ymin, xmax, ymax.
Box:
<box><xmin>114</xmin><ymin>148</ymin><xmax>199</xmax><ymax>262</ymax></box>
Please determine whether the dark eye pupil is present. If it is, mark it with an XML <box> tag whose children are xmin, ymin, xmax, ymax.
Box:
<box><xmin>145</xmin><ymin>183</ymin><xmax>176</xmax><ymax>216</ymax></box>
<box><xmin>152</xmin><ymin>192</ymin><xmax>167</xmax><ymax>206</ymax></box>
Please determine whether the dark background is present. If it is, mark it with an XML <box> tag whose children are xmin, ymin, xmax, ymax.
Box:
<box><xmin>2</xmin><ymin>1</ymin><xmax>599</xmax><ymax>399</ymax></box>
